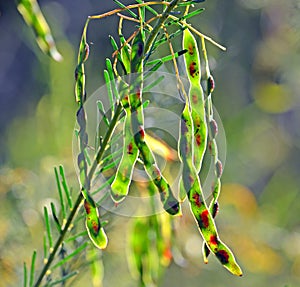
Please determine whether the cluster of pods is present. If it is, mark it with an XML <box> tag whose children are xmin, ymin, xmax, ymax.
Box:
<box><xmin>74</xmin><ymin>1</ymin><xmax>242</xmax><ymax>279</ymax></box>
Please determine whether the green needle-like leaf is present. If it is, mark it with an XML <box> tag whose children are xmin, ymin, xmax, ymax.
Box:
<box><xmin>23</xmin><ymin>262</ymin><xmax>28</xmax><ymax>287</ymax></box>
<box><xmin>104</xmin><ymin>70</ymin><xmax>115</xmax><ymax>116</ymax></box>
<box><xmin>54</xmin><ymin>167</ymin><xmax>66</xmax><ymax>219</ymax></box>
<box><xmin>29</xmin><ymin>250</ymin><xmax>37</xmax><ymax>287</ymax></box>
<box><xmin>44</xmin><ymin>206</ymin><xmax>53</xmax><ymax>250</ymax></box>
<box><xmin>59</xmin><ymin>165</ymin><xmax>73</xmax><ymax>210</ymax></box>
<box><xmin>50</xmin><ymin>202</ymin><xmax>61</xmax><ymax>233</ymax></box>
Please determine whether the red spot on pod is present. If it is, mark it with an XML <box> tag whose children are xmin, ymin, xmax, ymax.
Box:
<box><xmin>210</xmin><ymin>235</ymin><xmax>218</xmax><ymax>245</ymax></box>
<box><xmin>139</xmin><ymin>127</ymin><xmax>145</xmax><ymax>140</ymax></box>
<box><xmin>208</xmin><ymin>75</ymin><xmax>215</xmax><ymax>94</ymax></box>
<box><xmin>192</xmin><ymin>94</ymin><xmax>198</xmax><ymax>104</ymax></box>
<box><xmin>216</xmin><ymin>249</ymin><xmax>229</xmax><ymax>264</ymax></box>
<box><xmin>188</xmin><ymin>43</ymin><xmax>194</xmax><ymax>55</ymax></box>
<box><xmin>92</xmin><ymin>219</ymin><xmax>100</xmax><ymax>234</ymax></box>
<box><xmin>210</xmin><ymin>119</ymin><xmax>218</xmax><ymax>138</ymax></box>
<box><xmin>136</xmin><ymin>88</ymin><xmax>141</xmax><ymax>101</ymax></box>
<box><xmin>127</xmin><ymin>142</ymin><xmax>133</xmax><ymax>155</ymax></box>
<box><xmin>216</xmin><ymin>160</ymin><xmax>223</xmax><ymax>178</ymax></box>
<box><xmin>84</xmin><ymin>200</ymin><xmax>91</xmax><ymax>215</ymax></box>
<box><xmin>192</xmin><ymin>193</ymin><xmax>201</xmax><ymax>207</ymax></box>
<box><xmin>189</xmin><ymin>62</ymin><xmax>197</xmax><ymax>78</ymax></box>
<box><xmin>200</xmin><ymin>210</ymin><xmax>210</xmax><ymax>228</ymax></box>
<box><xmin>196</xmin><ymin>134</ymin><xmax>202</xmax><ymax>146</ymax></box>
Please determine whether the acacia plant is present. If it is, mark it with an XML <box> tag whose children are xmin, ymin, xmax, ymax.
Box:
<box><xmin>20</xmin><ymin>1</ymin><xmax>243</xmax><ymax>286</ymax></box>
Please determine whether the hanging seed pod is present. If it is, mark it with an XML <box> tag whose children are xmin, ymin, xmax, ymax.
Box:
<box><xmin>182</xmin><ymin>28</ymin><xmax>207</xmax><ymax>174</ymax></box>
<box><xmin>128</xmin><ymin>31</ymin><xmax>180</xmax><ymax>215</ymax></box>
<box><xmin>84</xmin><ymin>193</ymin><xmax>108</xmax><ymax>250</ymax></box>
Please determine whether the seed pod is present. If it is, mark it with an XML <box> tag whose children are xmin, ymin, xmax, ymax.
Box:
<box><xmin>127</xmin><ymin>32</ymin><xmax>180</xmax><ymax>215</ymax></box>
<box><xmin>179</xmin><ymin>102</ymin><xmax>242</xmax><ymax>276</ymax></box>
<box><xmin>183</xmin><ymin>28</ymin><xmax>207</xmax><ymax>173</ymax></box>
<box><xmin>84</xmin><ymin>193</ymin><xmax>108</xmax><ymax>250</ymax></box>
<box><xmin>110</xmin><ymin>95</ymin><xmax>139</xmax><ymax>202</ymax></box>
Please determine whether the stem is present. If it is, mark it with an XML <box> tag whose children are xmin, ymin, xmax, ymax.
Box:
<box><xmin>33</xmin><ymin>194</ymin><xmax>83</xmax><ymax>287</ymax></box>
<box><xmin>34</xmin><ymin>102</ymin><xmax>123</xmax><ymax>287</ymax></box>
<box><xmin>144</xmin><ymin>0</ymin><xmax>180</xmax><ymax>54</ymax></box>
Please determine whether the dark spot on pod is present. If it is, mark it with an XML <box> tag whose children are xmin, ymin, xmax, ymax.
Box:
<box><xmin>216</xmin><ymin>249</ymin><xmax>229</xmax><ymax>265</ymax></box>
<box><xmin>212</xmin><ymin>202</ymin><xmax>219</xmax><ymax>218</ymax></box>
<box><xmin>164</xmin><ymin>200</ymin><xmax>180</xmax><ymax>215</ymax></box>
<box><xmin>127</xmin><ymin>142</ymin><xmax>133</xmax><ymax>155</ymax></box>
<box><xmin>210</xmin><ymin>119</ymin><xmax>218</xmax><ymax>138</ymax></box>
<box><xmin>194</xmin><ymin>116</ymin><xmax>201</xmax><ymax>128</ymax></box>
<box><xmin>196</xmin><ymin>134</ymin><xmax>202</xmax><ymax>146</ymax></box>
<box><xmin>137</xmin><ymin>42</ymin><xmax>144</xmax><ymax>57</ymax></box>
<box><xmin>216</xmin><ymin>160</ymin><xmax>223</xmax><ymax>178</ymax></box>
<box><xmin>84</xmin><ymin>199</ymin><xmax>91</xmax><ymax>215</ymax></box>
<box><xmin>210</xmin><ymin>235</ymin><xmax>218</xmax><ymax>245</ymax></box>
<box><xmin>204</xmin><ymin>244</ymin><xmax>211</xmax><ymax>261</ymax></box>
<box><xmin>189</xmin><ymin>62</ymin><xmax>198</xmax><ymax>78</ymax></box>
<box><xmin>208</xmin><ymin>75</ymin><xmax>215</xmax><ymax>94</ymax></box>
<box><xmin>188</xmin><ymin>43</ymin><xmax>194</xmax><ymax>55</ymax></box>
<box><xmin>192</xmin><ymin>193</ymin><xmax>201</xmax><ymax>207</ymax></box>
<box><xmin>75</xmin><ymin>67</ymin><xmax>79</xmax><ymax>81</ymax></box>
<box><xmin>200</xmin><ymin>210</ymin><xmax>209</xmax><ymax>228</ymax></box>
<box><xmin>208</xmin><ymin>141</ymin><xmax>212</xmax><ymax>153</ymax></box>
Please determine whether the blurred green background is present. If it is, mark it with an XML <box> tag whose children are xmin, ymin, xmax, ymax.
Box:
<box><xmin>0</xmin><ymin>0</ymin><xmax>300</xmax><ymax>286</ymax></box>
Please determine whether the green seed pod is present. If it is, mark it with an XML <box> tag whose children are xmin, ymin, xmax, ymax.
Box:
<box><xmin>126</xmin><ymin>32</ymin><xmax>180</xmax><ymax>215</ymax></box>
<box><xmin>110</xmin><ymin>95</ymin><xmax>139</xmax><ymax>203</ymax></box>
<box><xmin>179</xmin><ymin>54</ymin><xmax>242</xmax><ymax>276</ymax></box>
<box><xmin>84</xmin><ymin>194</ymin><xmax>108</xmax><ymax>250</ymax></box>
<box><xmin>183</xmin><ymin>28</ymin><xmax>207</xmax><ymax>173</ymax></box>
